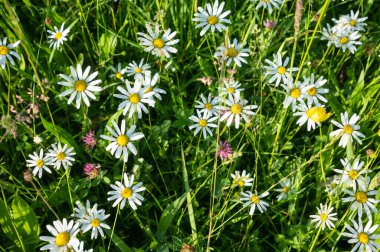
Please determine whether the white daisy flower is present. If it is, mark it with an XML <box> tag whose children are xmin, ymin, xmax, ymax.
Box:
<box><xmin>214</xmin><ymin>38</ymin><xmax>250</xmax><ymax>67</ymax></box>
<box><xmin>140</xmin><ymin>71</ymin><xmax>166</xmax><ymax>101</ymax></box>
<box><xmin>189</xmin><ymin>110</ymin><xmax>218</xmax><ymax>139</ymax></box>
<box><xmin>342</xmin><ymin>178</ymin><xmax>379</xmax><ymax>220</ymax></box>
<box><xmin>47</xmin><ymin>143</ymin><xmax>76</xmax><ymax>170</ymax></box>
<box><xmin>263</xmin><ymin>52</ymin><xmax>299</xmax><ymax>87</ymax></box>
<box><xmin>281</xmin><ymin>78</ymin><xmax>313</xmax><ymax>112</ymax></box>
<box><xmin>73</xmin><ymin>200</ymin><xmax>92</xmax><ymax>220</ymax></box>
<box><xmin>275</xmin><ymin>178</ymin><xmax>293</xmax><ymax>201</ymax></box>
<box><xmin>0</xmin><ymin>37</ymin><xmax>21</xmax><ymax>70</ymax></box>
<box><xmin>332</xmin><ymin>10</ymin><xmax>367</xmax><ymax>32</ymax></box>
<box><xmin>324</xmin><ymin>175</ymin><xmax>341</xmax><ymax>196</ymax></box>
<box><xmin>78</xmin><ymin>203</ymin><xmax>111</xmax><ymax>240</ymax></box>
<box><xmin>309</xmin><ymin>203</ymin><xmax>338</xmax><ymax>230</ymax></box>
<box><xmin>138</xmin><ymin>23</ymin><xmax>179</xmax><ymax>58</ymax></box>
<box><xmin>192</xmin><ymin>0</ymin><xmax>231</xmax><ymax>36</ymax></box>
<box><xmin>195</xmin><ymin>93</ymin><xmax>220</xmax><ymax>117</ymax></box>
<box><xmin>100</xmin><ymin>120</ymin><xmax>144</xmax><ymax>163</ymax></box>
<box><xmin>322</xmin><ymin>24</ymin><xmax>339</xmax><ymax>47</ymax></box>
<box><xmin>39</xmin><ymin>218</ymin><xmax>80</xmax><ymax>251</ymax></box>
<box><xmin>58</xmin><ymin>64</ymin><xmax>102</xmax><ymax>109</ymax></box>
<box><xmin>252</xmin><ymin>0</ymin><xmax>283</xmax><ymax>14</ymax></box>
<box><xmin>334</xmin><ymin>29</ymin><xmax>362</xmax><ymax>54</ymax></box>
<box><xmin>125</xmin><ymin>59</ymin><xmax>150</xmax><ymax>80</ymax></box>
<box><xmin>304</xmin><ymin>74</ymin><xmax>329</xmax><ymax>105</ymax></box>
<box><xmin>342</xmin><ymin>218</ymin><xmax>380</xmax><ymax>252</ymax></box>
<box><xmin>230</xmin><ymin>170</ymin><xmax>254</xmax><ymax>188</ymax></box>
<box><xmin>107</xmin><ymin>173</ymin><xmax>146</xmax><ymax>210</ymax></box>
<box><xmin>26</xmin><ymin>149</ymin><xmax>52</xmax><ymax>178</ymax></box>
<box><xmin>109</xmin><ymin>63</ymin><xmax>126</xmax><ymax>81</ymax></box>
<box><xmin>218</xmin><ymin>96</ymin><xmax>258</xmax><ymax>129</ymax></box>
<box><xmin>293</xmin><ymin>103</ymin><xmax>330</xmax><ymax>131</ymax></box>
<box><xmin>219</xmin><ymin>80</ymin><xmax>245</xmax><ymax>100</ymax></box>
<box><xmin>47</xmin><ymin>23</ymin><xmax>70</xmax><ymax>49</ymax></box>
<box><xmin>240</xmin><ymin>190</ymin><xmax>270</xmax><ymax>215</ymax></box>
<box><xmin>114</xmin><ymin>79</ymin><xmax>155</xmax><ymax>118</ymax></box>
<box><xmin>329</xmin><ymin>112</ymin><xmax>365</xmax><ymax>148</ymax></box>
<box><xmin>334</xmin><ymin>158</ymin><xmax>369</xmax><ymax>191</ymax></box>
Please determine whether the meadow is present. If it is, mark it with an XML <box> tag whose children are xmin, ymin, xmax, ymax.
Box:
<box><xmin>0</xmin><ymin>0</ymin><xmax>380</xmax><ymax>251</ymax></box>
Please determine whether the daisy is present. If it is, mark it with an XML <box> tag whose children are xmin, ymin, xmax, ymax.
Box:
<box><xmin>114</xmin><ymin>79</ymin><xmax>155</xmax><ymax>118</ymax></box>
<box><xmin>230</xmin><ymin>170</ymin><xmax>254</xmax><ymax>188</ymax></box>
<box><xmin>304</xmin><ymin>74</ymin><xmax>329</xmax><ymax>105</ymax></box>
<box><xmin>58</xmin><ymin>64</ymin><xmax>102</xmax><ymax>108</ymax></box>
<box><xmin>240</xmin><ymin>190</ymin><xmax>270</xmax><ymax>215</ymax></box>
<box><xmin>293</xmin><ymin>103</ymin><xmax>330</xmax><ymax>131</ymax></box>
<box><xmin>334</xmin><ymin>158</ymin><xmax>369</xmax><ymax>191</ymax></box>
<box><xmin>275</xmin><ymin>178</ymin><xmax>293</xmax><ymax>201</ymax></box>
<box><xmin>100</xmin><ymin>120</ymin><xmax>144</xmax><ymax>163</ymax></box>
<box><xmin>40</xmin><ymin>218</ymin><xmax>80</xmax><ymax>251</ymax></box>
<box><xmin>334</xmin><ymin>29</ymin><xmax>362</xmax><ymax>54</ymax></box>
<box><xmin>138</xmin><ymin>23</ymin><xmax>179</xmax><ymax>58</ymax></box>
<box><xmin>47</xmin><ymin>23</ymin><xmax>70</xmax><ymax>49</ymax></box>
<box><xmin>140</xmin><ymin>71</ymin><xmax>166</xmax><ymax>101</ymax></box>
<box><xmin>341</xmin><ymin>218</ymin><xmax>380</xmax><ymax>252</ymax></box>
<box><xmin>26</xmin><ymin>149</ymin><xmax>52</xmax><ymax>178</ymax></box>
<box><xmin>252</xmin><ymin>0</ymin><xmax>283</xmax><ymax>14</ymax></box>
<box><xmin>332</xmin><ymin>10</ymin><xmax>367</xmax><ymax>32</ymax></box>
<box><xmin>189</xmin><ymin>110</ymin><xmax>218</xmax><ymax>138</ymax></box>
<box><xmin>107</xmin><ymin>173</ymin><xmax>146</xmax><ymax>210</ymax></box>
<box><xmin>0</xmin><ymin>37</ymin><xmax>21</xmax><ymax>70</ymax></box>
<box><xmin>109</xmin><ymin>63</ymin><xmax>126</xmax><ymax>81</ymax></box>
<box><xmin>214</xmin><ymin>38</ymin><xmax>250</xmax><ymax>67</ymax></box>
<box><xmin>342</xmin><ymin>178</ymin><xmax>379</xmax><ymax>220</ymax></box>
<box><xmin>322</xmin><ymin>24</ymin><xmax>339</xmax><ymax>47</ymax></box>
<box><xmin>73</xmin><ymin>200</ymin><xmax>92</xmax><ymax>220</ymax></box>
<box><xmin>125</xmin><ymin>59</ymin><xmax>150</xmax><ymax>80</ymax></box>
<box><xmin>47</xmin><ymin>143</ymin><xmax>76</xmax><ymax>170</ymax></box>
<box><xmin>78</xmin><ymin>203</ymin><xmax>111</xmax><ymax>240</ymax></box>
<box><xmin>218</xmin><ymin>96</ymin><xmax>258</xmax><ymax>129</ymax></box>
<box><xmin>330</xmin><ymin>112</ymin><xmax>365</xmax><ymax>148</ymax></box>
<box><xmin>192</xmin><ymin>0</ymin><xmax>231</xmax><ymax>36</ymax></box>
<box><xmin>263</xmin><ymin>53</ymin><xmax>299</xmax><ymax>87</ymax></box>
<box><xmin>195</xmin><ymin>93</ymin><xmax>220</xmax><ymax>117</ymax></box>
<box><xmin>310</xmin><ymin>203</ymin><xmax>338</xmax><ymax>230</ymax></box>
<box><xmin>281</xmin><ymin>78</ymin><xmax>313</xmax><ymax>112</ymax></box>
<box><xmin>219</xmin><ymin>80</ymin><xmax>245</xmax><ymax>100</ymax></box>
<box><xmin>324</xmin><ymin>175</ymin><xmax>341</xmax><ymax>195</ymax></box>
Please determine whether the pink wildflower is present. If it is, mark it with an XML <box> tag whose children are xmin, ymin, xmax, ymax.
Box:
<box><xmin>84</xmin><ymin>163</ymin><xmax>101</xmax><ymax>179</ymax></box>
<box><xmin>82</xmin><ymin>130</ymin><xmax>96</xmax><ymax>150</ymax></box>
<box><xmin>217</xmin><ymin>140</ymin><xmax>233</xmax><ymax>160</ymax></box>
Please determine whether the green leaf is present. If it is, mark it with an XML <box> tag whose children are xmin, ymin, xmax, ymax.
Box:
<box><xmin>0</xmin><ymin>198</ymin><xmax>23</xmax><ymax>250</ymax></box>
<box><xmin>104</xmin><ymin>229</ymin><xmax>132</xmax><ymax>252</ymax></box>
<box><xmin>157</xmin><ymin>193</ymin><xmax>187</xmax><ymax>237</ymax></box>
<box><xmin>98</xmin><ymin>32</ymin><xmax>118</xmax><ymax>62</ymax></box>
<box><xmin>11</xmin><ymin>195</ymin><xmax>39</xmax><ymax>249</ymax></box>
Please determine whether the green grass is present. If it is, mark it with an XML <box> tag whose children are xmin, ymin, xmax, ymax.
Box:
<box><xmin>1</xmin><ymin>0</ymin><xmax>380</xmax><ymax>251</ymax></box>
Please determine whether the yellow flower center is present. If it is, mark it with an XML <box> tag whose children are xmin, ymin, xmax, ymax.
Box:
<box><xmin>36</xmin><ymin>159</ymin><xmax>44</xmax><ymax>168</ymax></box>
<box><xmin>205</xmin><ymin>103</ymin><xmax>213</xmax><ymax>110</ymax></box>
<box><xmin>0</xmin><ymin>46</ymin><xmax>9</xmax><ymax>55</ymax></box>
<box><xmin>355</xmin><ymin>191</ymin><xmax>368</xmax><ymax>203</ymax></box>
<box><xmin>91</xmin><ymin>218</ymin><xmax>100</xmax><ymax>227</ymax></box>
<box><xmin>199</xmin><ymin>119</ymin><xmax>207</xmax><ymax>127</ymax></box>
<box><xmin>283</xmin><ymin>186</ymin><xmax>290</xmax><ymax>193</ymax></box>
<box><xmin>306</xmin><ymin>107</ymin><xmax>330</xmax><ymax>123</ymax></box>
<box><xmin>357</xmin><ymin>232</ymin><xmax>369</xmax><ymax>244</ymax></box>
<box><xmin>227</xmin><ymin>87</ymin><xmax>235</xmax><ymax>93</ymax></box>
<box><xmin>152</xmin><ymin>38</ymin><xmax>165</xmax><ymax>49</ymax></box>
<box><xmin>55</xmin><ymin>232</ymin><xmax>70</xmax><ymax>247</ymax></box>
<box><xmin>349</xmin><ymin>19</ymin><xmax>357</xmax><ymax>26</ymax></box>
<box><xmin>348</xmin><ymin>170</ymin><xmax>359</xmax><ymax>180</ymax></box>
<box><xmin>121</xmin><ymin>187</ymin><xmax>133</xmax><ymax>198</ymax></box>
<box><xmin>331</xmin><ymin>182</ymin><xmax>337</xmax><ymax>189</ymax></box>
<box><xmin>135</xmin><ymin>67</ymin><xmax>142</xmax><ymax>73</ymax></box>
<box><xmin>207</xmin><ymin>16</ymin><xmax>218</xmax><ymax>25</ymax></box>
<box><xmin>74</xmin><ymin>80</ymin><xmax>87</xmax><ymax>92</ymax></box>
<box><xmin>277</xmin><ymin>66</ymin><xmax>286</xmax><ymax>75</ymax></box>
<box><xmin>117</xmin><ymin>135</ymin><xmax>129</xmax><ymax>146</ymax></box>
<box><xmin>320</xmin><ymin>213</ymin><xmax>328</xmax><ymax>221</ymax></box>
<box><xmin>115</xmin><ymin>72</ymin><xmax>122</xmax><ymax>79</ymax></box>
<box><xmin>230</xmin><ymin>104</ymin><xmax>242</xmax><ymax>115</ymax></box>
<box><xmin>307</xmin><ymin>87</ymin><xmax>317</xmax><ymax>96</ymax></box>
<box><xmin>144</xmin><ymin>86</ymin><xmax>153</xmax><ymax>93</ymax></box>
<box><xmin>250</xmin><ymin>195</ymin><xmax>260</xmax><ymax>204</ymax></box>
<box><xmin>129</xmin><ymin>93</ymin><xmax>141</xmax><ymax>104</ymax></box>
<box><xmin>57</xmin><ymin>152</ymin><xmax>66</xmax><ymax>161</ymax></box>
<box><xmin>237</xmin><ymin>180</ymin><xmax>245</xmax><ymax>187</ymax></box>
<box><xmin>290</xmin><ymin>88</ymin><xmax>301</xmax><ymax>98</ymax></box>
<box><xmin>226</xmin><ymin>47</ymin><xmax>238</xmax><ymax>58</ymax></box>
<box><xmin>54</xmin><ymin>32</ymin><xmax>62</xmax><ymax>40</ymax></box>
<box><xmin>343</xmin><ymin>124</ymin><xmax>353</xmax><ymax>134</ymax></box>
<box><xmin>262</xmin><ymin>0</ymin><xmax>270</xmax><ymax>2</ymax></box>
<box><xmin>340</xmin><ymin>37</ymin><xmax>349</xmax><ymax>44</ymax></box>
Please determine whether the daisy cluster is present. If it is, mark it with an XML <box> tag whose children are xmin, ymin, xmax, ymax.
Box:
<box><xmin>322</xmin><ymin>10</ymin><xmax>367</xmax><ymax>54</ymax></box>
